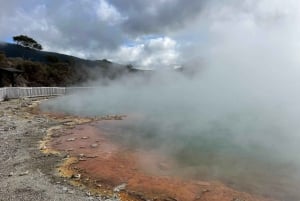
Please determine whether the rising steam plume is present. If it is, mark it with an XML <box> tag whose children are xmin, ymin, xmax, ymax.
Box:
<box><xmin>42</xmin><ymin>1</ymin><xmax>300</xmax><ymax>200</ymax></box>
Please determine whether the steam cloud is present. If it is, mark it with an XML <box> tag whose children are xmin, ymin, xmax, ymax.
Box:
<box><xmin>42</xmin><ymin>1</ymin><xmax>300</xmax><ymax>200</ymax></box>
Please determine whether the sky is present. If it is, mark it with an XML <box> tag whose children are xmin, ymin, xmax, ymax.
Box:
<box><xmin>1</xmin><ymin>0</ymin><xmax>300</xmax><ymax>68</ymax></box>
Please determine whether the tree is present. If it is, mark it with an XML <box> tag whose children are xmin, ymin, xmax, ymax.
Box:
<box><xmin>13</xmin><ymin>35</ymin><xmax>43</xmax><ymax>50</ymax></box>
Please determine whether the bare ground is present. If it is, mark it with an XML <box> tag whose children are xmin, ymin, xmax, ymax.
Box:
<box><xmin>0</xmin><ymin>98</ymin><xmax>116</xmax><ymax>201</ymax></box>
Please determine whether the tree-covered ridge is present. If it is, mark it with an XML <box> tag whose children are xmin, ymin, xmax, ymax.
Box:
<box><xmin>0</xmin><ymin>43</ymin><xmax>143</xmax><ymax>87</ymax></box>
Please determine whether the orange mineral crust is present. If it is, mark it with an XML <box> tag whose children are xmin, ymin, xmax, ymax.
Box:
<box><xmin>49</xmin><ymin>119</ymin><xmax>275</xmax><ymax>201</ymax></box>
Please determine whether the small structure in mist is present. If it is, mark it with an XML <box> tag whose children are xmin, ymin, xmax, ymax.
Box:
<box><xmin>0</xmin><ymin>67</ymin><xmax>23</xmax><ymax>87</ymax></box>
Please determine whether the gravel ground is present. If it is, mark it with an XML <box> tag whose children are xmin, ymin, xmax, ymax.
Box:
<box><xmin>0</xmin><ymin>97</ymin><xmax>118</xmax><ymax>201</ymax></box>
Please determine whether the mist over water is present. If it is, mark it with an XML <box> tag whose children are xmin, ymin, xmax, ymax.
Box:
<box><xmin>42</xmin><ymin>59</ymin><xmax>300</xmax><ymax>199</ymax></box>
<box><xmin>42</xmin><ymin>2</ymin><xmax>300</xmax><ymax>199</ymax></box>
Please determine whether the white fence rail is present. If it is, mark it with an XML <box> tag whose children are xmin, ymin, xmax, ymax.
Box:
<box><xmin>0</xmin><ymin>87</ymin><xmax>91</xmax><ymax>101</ymax></box>
<box><xmin>0</xmin><ymin>88</ymin><xmax>7</xmax><ymax>101</ymax></box>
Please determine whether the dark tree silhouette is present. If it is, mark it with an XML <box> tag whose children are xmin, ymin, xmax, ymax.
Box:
<box><xmin>13</xmin><ymin>35</ymin><xmax>43</xmax><ymax>50</ymax></box>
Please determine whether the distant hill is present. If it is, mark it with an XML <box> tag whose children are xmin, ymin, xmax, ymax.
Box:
<box><xmin>0</xmin><ymin>42</ymin><xmax>130</xmax><ymax>68</ymax></box>
<box><xmin>0</xmin><ymin>42</ymin><xmax>142</xmax><ymax>87</ymax></box>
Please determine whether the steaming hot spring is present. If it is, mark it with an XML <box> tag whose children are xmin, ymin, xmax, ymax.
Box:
<box><xmin>41</xmin><ymin>74</ymin><xmax>300</xmax><ymax>201</ymax></box>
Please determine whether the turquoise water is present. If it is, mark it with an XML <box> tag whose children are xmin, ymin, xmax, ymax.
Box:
<box><xmin>95</xmin><ymin>117</ymin><xmax>300</xmax><ymax>201</ymax></box>
<box><xmin>41</xmin><ymin>85</ymin><xmax>300</xmax><ymax>200</ymax></box>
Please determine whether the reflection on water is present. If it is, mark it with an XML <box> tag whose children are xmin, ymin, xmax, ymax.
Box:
<box><xmin>96</xmin><ymin>118</ymin><xmax>300</xmax><ymax>201</ymax></box>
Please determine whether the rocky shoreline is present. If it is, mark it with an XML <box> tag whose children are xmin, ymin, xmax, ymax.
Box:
<box><xmin>0</xmin><ymin>97</ymin><xmax>118</xmax><ymax>201</ymax></box>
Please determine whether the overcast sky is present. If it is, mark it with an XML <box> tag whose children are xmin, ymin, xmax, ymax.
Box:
<box><xmin>1</xmin><ymin>0</ymin><xmax>300</xmax><ymax>68</ymax></box>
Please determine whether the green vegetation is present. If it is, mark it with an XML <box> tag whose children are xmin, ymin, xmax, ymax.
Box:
<box><xmin>0</xmin><ymin>53</ymin><xmax>75</xmax><ymax>86</ymax></box>
<box><xmin>0</xmin><ymin>42</ymin><xmax>141</xmax><ymax>87</ymax></box>
<box><xmin>15</xmin><ymin>60</ymin><xmax>74</xmax><ymax>86</ymax></box>
<box><xmin>13</xmin><ymin>35</ymin><xmax>43</xmax><ymax>50</ymax></box>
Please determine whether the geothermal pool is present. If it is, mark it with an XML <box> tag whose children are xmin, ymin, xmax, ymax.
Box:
<box><xmin>41</xmin><ymin>78</ymin><xmax>300</xmax><ymax>201</ymax></box>
<box><xmin>94</xmin><ymin>118</ymin><xmax>300</xmax><ymax>200</ymax></box>
<box><xmin>47</xmin><ymin>115</ymin><xmax>300</xmax><ymax>201</ymax></box>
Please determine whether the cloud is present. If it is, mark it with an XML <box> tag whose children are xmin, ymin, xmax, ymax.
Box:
<box><xmin>110</xmin><ymin>0</ymin><xmax>206</xmax><ymax>35</ymax></box>
<box><xmin>0</xmin><ymin>0</ymin><xmax>125</xmax><ymax>55</ymax></box>
<box><xmin>96</xmin><ymin>0</ymin><xmax>126</xmax><ymax>25</ymax></box>
<box><xmin>0</xmin><ymin>0</ymin><xmax>205</xmax><ymax>64</ymax></box>
<box><xmin>105</xmin><ymin>36</ymin><xmax>180</xmax><ymax>69</ymax></box>
<box><xmin>0</xmin><ymin>0</ymin><xmax>300</xmax><ymax>69</ymax></box>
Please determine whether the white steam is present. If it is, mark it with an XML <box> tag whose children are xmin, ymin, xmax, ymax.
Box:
<box><xmin>42</xmin><ymin>1</ymin><xmax>300</xmax><ymax>200</ymax></box>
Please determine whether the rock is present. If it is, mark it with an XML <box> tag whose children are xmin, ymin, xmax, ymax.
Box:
<box><xmin>232</xmin><ymin>199</ymin><xmax>245</xmax><ymax>201</ymax></box>
<box><xmin>66</xmin><ymin>137</ymin><xmax>76</xmax><ymax>142</ymax></box>
<box><xmin>195</xmin><ymin>181</ymin><xmax>211</xmax><ymax>186</ymax></box>
<box><xmin>8</xmin><ymin>172</ymin><xmax>14</xmax><ymax>177</ymax></box>
<box><xmin>71</xmin><ymin>174</ymin><xmax>81</xmax><ymax>179</ymax></box>
<box><xmin>40</xmin><ymin>145</ymin><xmax>47</xmax><ymax>150</ymax></box>
<box><xmin>19</xmin><ymin>170</ymin><xmax>29</xmax><ymax>176</ymax></box>
<box><xmin>90</xmin><ymin>143</ymin><xmax>98</xmax><ymax>148</ymax></box>
<box><xmin>51</xmin><ymin>133</ymin><xmax>61</xmax><ymax>138</ymax></box>
<box><xmin>202</xmin><ymin>189</ymin><xmax>209</xmax><ymax>193</ymax></box>
<box><xmin>20</xmin><ymin>102</ymin><xmax>28</xmax><ymax>107</ymax></box>
<box><xmin>113</xmin><ymin>183</ymin><xmax>126</xmax><ymax>192</ymax></box>
<box><xmin>62</xmin><ymin>154</ymin><xmax>69</xmax><ymax>158</ymax></box>
<box><xmin>85</xmin><ymin>155</ymin><xmax>98</xmax><ymax>158</ymax></box>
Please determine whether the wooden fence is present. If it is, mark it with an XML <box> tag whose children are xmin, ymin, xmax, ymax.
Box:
<box><xmin>0</xmin><ymin>87</ymin><xmax>94</xmax><ymax>101</ymax></box>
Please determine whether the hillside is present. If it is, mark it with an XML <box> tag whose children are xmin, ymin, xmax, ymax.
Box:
<box><xmin>0</xmin><ymin>43</ymin><xmax>123</xmax><ymax>67</ymax></box>
<box><xmin>0</xmin><ymin>43</ymin><xmax>139</xmax><ymax>87</ymax></box>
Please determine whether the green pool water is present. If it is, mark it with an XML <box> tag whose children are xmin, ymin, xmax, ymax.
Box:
<box><xmin>95</xmin><ymin>117</ymin><xmax>300</xmax><ymax>201</ymax></box>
